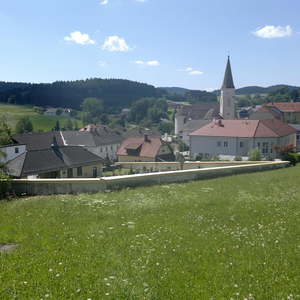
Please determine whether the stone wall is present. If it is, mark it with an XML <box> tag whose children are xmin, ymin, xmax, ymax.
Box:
<box><xmin>115</xmin><ymin>161</ymin><xmax>267</xmax><ymax>173</ymax></box>
<box><xmin>10</xmin><ymin>161</ymin><xmax>289</xmax><ymax>196</ymax></box>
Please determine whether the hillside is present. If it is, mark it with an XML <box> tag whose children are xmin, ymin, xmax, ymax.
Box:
<box><xmin>0</xmin><ymin>104</ymin><xmax>82</xmax><ymax>132</ymax></box>
<box><xmin>0</xmin><ymin>79</ymin><xmax>160</xmax><ymax>110</ymax></box>
<box><xmin>236</xmin><ymin>84</ymin><xmax>300</xmax><ymax>95</ymax></box>
<box><xmin>1</xmin><ymin>166</ymin><xmax>299</xmax><ymax>298</ymax></box>
<box><xmin>160</xmin><ymin>87</ymin><xmax>190</xmax><ymax>95</ymax></box>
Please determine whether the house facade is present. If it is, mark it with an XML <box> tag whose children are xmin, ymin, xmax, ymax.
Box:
<box><xmin>189</xmin><ymin>119</ymin><xmax>296</xmax><ymax>160</ymax></box>
<box><xmin>249</xmin><ymin>102</ymin><xmax>300</xmax><ymax>124</ymax></box>
<box><xmin>117</xmin><ymin>135</ymin><xmax>175</xmax><ymax>162</ymax></box>
<box><xmin>6</xmin><ymin>145</ymin><xmax>103</xmax><ymax>179</ymax></box>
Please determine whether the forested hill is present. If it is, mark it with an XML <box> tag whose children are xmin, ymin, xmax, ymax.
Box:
<box><xmin>0</xmin><ymin>79</ymin><xmax>160</xmax><ymax>109</ymax></box>
<box><xmin>236</xmin><ymin>84</ymin><xmax>300</xmax><ymax>95</ymax></box>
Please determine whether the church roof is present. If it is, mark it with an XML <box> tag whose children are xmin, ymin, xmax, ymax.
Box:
<box><xmin>222</xmin><ymin>56</ymin><xmax>235</xmax><ymax>89</ymax></box>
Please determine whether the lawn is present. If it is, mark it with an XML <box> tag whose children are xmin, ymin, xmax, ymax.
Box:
<box><xmin>0</xmin><ymin>103</ymin><xmax>82</xmax><ymax>132</ymax></box>
<box><xmin>0</xmin><ymin>166</ymin><xmax>300</xmax><ymax>299</ymax></box>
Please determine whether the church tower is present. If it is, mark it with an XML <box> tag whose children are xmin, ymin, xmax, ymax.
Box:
<box><xmin>220</xmin><ymin>56</ymin><xmax>236</xmax><ymax>119</ymax></box>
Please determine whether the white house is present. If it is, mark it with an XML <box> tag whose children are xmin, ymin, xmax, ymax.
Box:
<box><xmin>189</xmin><ymin>119</ymin><xmax>297</xmax><ymax>160</ymax></box>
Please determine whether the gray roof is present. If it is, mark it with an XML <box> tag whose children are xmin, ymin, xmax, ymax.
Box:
<box><xmin>13</xmin><ymin>132</ymin><xmax>64</xmax><ymax>151</ymax></box>
<box><xmin>176</xmin><ymin>102</ymin><xmax>219</xmax><ymax>120</ymax></box>
<box><xmin>62</xmin><ymin>130</ymin><xmax>123</xmax><ymax>146</ymax></box>
<box><xmin>183</xmin><ymin>119</ymin><xmax>211</xmax><ymax>132</ymax></box>
<box><xmin>289</xmin><ymin>124</ymin><xmax>300</xmax><ymax>131</ymax></box>
<box><xmin>6</xmin><ymin>146</ymin><xmax>103</xmax><ymax>177</ymax></box>
<box><xmin>222</xmin><ymin>56</ymin><xmax>235</xmax><ymax>89</ymax></box>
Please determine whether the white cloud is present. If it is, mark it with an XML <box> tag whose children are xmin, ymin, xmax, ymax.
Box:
<box><xmin>100</xmin><ymin>0</ymin><xmax>108</xmax><ymax>4</ymax></box>
<box><xmin>102</xmin><ymin>35</ymin><xmax>130</xmax><ymax>52</ymax></box>
<box><xmin>64</xmin><ymin>31</ymin><xmax>95</xmax><ymax>45</ymax></box>
<box><xmin>253</xmin><ymin>25</ymin><xmax>293</xmax><ymax>38</ymax></box>
<box><xmin>147</xmin><ymin>60</ymin><xmax>160</xmax><ymax>66</ymax></box>
<box><xmin>180</xmin><ymin>67</ymin><xmax>203</xmax><ymax>75</ymax></box>
<box><xmin>189</xmin><ymin>70</ymin><xmax>203</xmax><ymax>75</ymax></box>
<box><xmin>134</xmin><ymin>60</ymin><xmax>160</xmax><ymax>66</ymax></box>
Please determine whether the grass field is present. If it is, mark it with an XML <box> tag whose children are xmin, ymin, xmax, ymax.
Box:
<box><xmin>0</xmin><ymin>103</ymin><xmax>82</xmax><ymax>132</ymax></box>
<box><xmin>0</xmin><ymin>167</ymin><xmax>300</xmax><ymax>299</ymax></box>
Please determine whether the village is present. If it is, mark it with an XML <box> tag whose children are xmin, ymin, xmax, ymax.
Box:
<box><xmin>1</xmin><ymin>57</ymin><xmax>299</xmax><ymax>181</ymax></box>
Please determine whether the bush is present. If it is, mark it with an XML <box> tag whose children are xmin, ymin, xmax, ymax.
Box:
<box><xmin>0</xmin><ymin>173</ymin><xmax>10</xmax><ymax>199</ymax></box>
<box><xmin>248</xmin><ymin>148</ymin><xmax>261</xmax><ymax>161</ymax></box>
<box><xmin>234</xmin><ymin>156</ymin><xmax>242</xmax><ymax>161</ymax></box>
<box><xmin>281</xmin><ymin>153</ymin><xmax>298</xmax><ymax>166</ymax></box>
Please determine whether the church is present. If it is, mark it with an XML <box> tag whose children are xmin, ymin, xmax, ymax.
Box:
<box><xmin>175</xmin><ymin>57</ymin><xmax>236</xmax><ymax>144</ymax></box>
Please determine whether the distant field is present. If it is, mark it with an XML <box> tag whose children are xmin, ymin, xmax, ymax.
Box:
<box><xmin>0</xmin><ymin>166</ymin><xmax>299</xmax><ymax>299</ymax></box>
<box><xmin>0</xmin><ymin>103</ymin><xmax>83</xmax><ymax>132</ymax></box>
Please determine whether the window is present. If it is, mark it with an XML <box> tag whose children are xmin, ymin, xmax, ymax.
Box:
<box><xmin>257</xmin><ymin>142</ymin><xmax>261</xmax><ymax>148</ymax></box>
<box><xmin>67</xmin><ymin>168</ymin><xmax>73</xmax><ymax>178</ymax></box>
<box><xmin>262</xmin><ymin>142</ymin><xmax>269</xmax><ymax>154</ymax></box>
<box><xmin>297</xmin><ymin>134</ymin><xmax>300</xmax><ymax>141</ymax></box>
<box><xmin>217</xmin><ymin>141</ymin><xmax>221</xmax><ymax>147</ymax></box>
<box><xmin>77</xmin><ymin>167</ymin><xmax>83</xmax><ymax>177</ymax></box>
<box><xmin>240</xmin><ymin>142</ymin><xmax>244</xmax><ymax>148</ymax></box>
<box><xmin>15</xmin><ymin>147</ymin><xmax>19</xmax><ymax>154</ymax></box>
<box><xmin>224</xmin><ymin>141</ymin><xmax>228</xmax><ymax>147</ymax></box>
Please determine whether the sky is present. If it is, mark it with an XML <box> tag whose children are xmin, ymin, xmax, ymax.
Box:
<box><xmin>1</xmin><ymin>0</ymin><xmax>300</xmax><ymax>90</ymax></box>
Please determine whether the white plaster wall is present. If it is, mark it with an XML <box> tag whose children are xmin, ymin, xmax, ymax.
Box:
<box><xmin>175</xmin><ymin>115</ymin><xmax>185</xmax><ymax>136</ymax></box>
<box><xmin>220</xmin><ymin>88</ymin><xmax>235</xmax><ymax>120</ymax></box>
<box><xmin>0</xmin><ymin>145</ymin><xmax>26</xmax><ymax>163</ymax></box>
<box><xmin>85</xmin><ymin>144</ymin><xmax>120</xmax><ymax>161</ymax></box>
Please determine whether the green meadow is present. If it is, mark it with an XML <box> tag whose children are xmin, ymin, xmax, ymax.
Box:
<box><xmin>0</xmin><ymin>103</ymin><xmax>82</xmax><ymax>132</ymax></box>
<box><xmin>0</xmin><ymin>166</ymin><xmax>300</xmax><ymax>299</ymax></box>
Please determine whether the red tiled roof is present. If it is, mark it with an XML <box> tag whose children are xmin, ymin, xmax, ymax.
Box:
<box><xmin>117</xmin><ymin>136</ymin><xmax>162</xmax><ymax>158</ymax></box>
<box><xmin>189</xmin><ymin>119</ymin><xmax>296</xmax><ymax>138</ymax></box>
<box><xmin>265</xmin><ymin>102</ymin><xmax>300</xmax><ymax>113</ymax></box>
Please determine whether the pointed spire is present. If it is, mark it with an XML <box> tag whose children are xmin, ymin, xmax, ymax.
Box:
<box><xmin>222</xmin><ymin>56</ymin><xmax>235</xmax><ymax>89</ymax></box>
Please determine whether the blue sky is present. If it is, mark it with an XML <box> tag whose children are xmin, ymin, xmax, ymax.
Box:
<box><xmin>1</xmin><ymin>0</ymin><xmax>300</xmax><ymax>90</ymax></box>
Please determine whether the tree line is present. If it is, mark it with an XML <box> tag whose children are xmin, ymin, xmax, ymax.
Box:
<box><xmin>0</xmin><ymin>79</ymin><xmax>161</xmax><ymax>110</ymax></box>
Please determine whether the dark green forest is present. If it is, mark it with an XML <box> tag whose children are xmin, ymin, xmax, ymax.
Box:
<box><xmin>0</xmin><ymin>79</ymin><xmax>161</xmax><ymax>110</ymax></box>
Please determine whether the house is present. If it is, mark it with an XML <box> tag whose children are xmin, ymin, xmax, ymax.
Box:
<box><xmin>189</xmin><ymin>119</ymin><xmax>297</xmax><ymax>160</ymax></box>
<box><xmin>249</xmin><ymin>102</ymin><xmax>300</xmax><ymax>124</ymax></box>
<box><xmin>288</xmin><ymin>124</ymin><xmax>300</xmax><ymax>152</ymax></box>
<box><xmin>0</xmin><ymin>144</ymin><xmax>26</xmax><ymax>164</ymax></box>
<box><xmin>175</xmin><ymin>56</ymin><xmax>236</xmax><ymax>144</ymax></box>
<box><xmin>44</xmin><ymin>108</ymin><xmax>57</xmax><ymax>116</ymax></box>
<box><xmin>6</xmin><ymin>145</ymin><xmax>103</xmax><ymax>179</ymax></box>
<box><xmin>10</xmin><ymin>132</ymin><xmax>104</xmax><ymax>178</ymax></box>
<box><xmin>117</xmin><ymin>135</ymin><xmax>175</xmax><ymax>162</ymax></box>
<box><xmin>14</xmin><ymin>127</ymin><xmax>123</xmax><ymax>161</ymax></box>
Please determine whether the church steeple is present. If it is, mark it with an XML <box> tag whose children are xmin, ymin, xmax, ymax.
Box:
<box><xmin>220</xmin><ymin>56</ymin><xmax>236</xmax><ymax>120</ymax></box>
<box><xmin>222</xmin><ymin>56</ymin><xmax>235</xmax><ymax>89</ymax></box>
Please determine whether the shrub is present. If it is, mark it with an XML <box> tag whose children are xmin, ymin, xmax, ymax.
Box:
<box><xmin>0</xmin><ymin>173</ymin><xmax>10</xmax><ymax>199</ymax></box>
<box><xmin>248</xmin><ymin>148</ymin><xmax>261</xmax><ymax>161</ymax></box>
<box><xmin>234</xmin><ymin>156</ymin><xmax>242</xmax><ymax>161</ymax></box>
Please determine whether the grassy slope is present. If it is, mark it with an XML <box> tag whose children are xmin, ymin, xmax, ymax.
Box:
<box><xmin>0</xmin><ymin>104</ymin><xmax>82</xmax><ymax>132</ymax></box>
<box><xmin>0</xmin><ymin>167</ymin><xmax>300</xmax><ymax>299</ymax></box>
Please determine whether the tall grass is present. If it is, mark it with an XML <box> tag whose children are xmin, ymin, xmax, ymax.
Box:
<box><xmin>0</xmin><ymin>166</ymin><xmax>299</xmax><ymax>299</ymax></box>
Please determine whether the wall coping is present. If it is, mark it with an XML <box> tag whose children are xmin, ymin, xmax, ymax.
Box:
<box><xmin>11</xmin><ymin>161</ymin><xmax>289</xmax><ymax>184</ymax></box>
